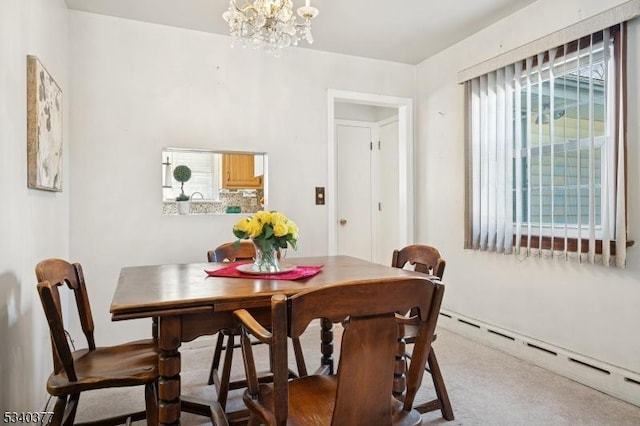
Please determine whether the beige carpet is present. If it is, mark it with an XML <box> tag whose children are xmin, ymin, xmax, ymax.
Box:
<box><xmin>73</xmin><ymin>325</ymin><xmax>640</xmax><ymax>425</ymax></box>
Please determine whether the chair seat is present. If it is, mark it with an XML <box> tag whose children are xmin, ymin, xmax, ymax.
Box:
<box><xmin>245</xmin><ymin>376</ymin><xmax>335</xmax><ymax>425</ymax></box>
<box><xmin>243</xmin><ymin>376</ymin><xmax>422</xmax><ymax>426</ymax></box>
<box><xmin>47</xmin><ymin>339</ymin><xmax>159</xmax><ymax>396</ymax></box>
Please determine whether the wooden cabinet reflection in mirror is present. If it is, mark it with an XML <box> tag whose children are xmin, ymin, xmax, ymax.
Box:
<box><xmin>222</xmin><ymin>153</ymin><xmax>263</xmax><ymax>189</ymax></box>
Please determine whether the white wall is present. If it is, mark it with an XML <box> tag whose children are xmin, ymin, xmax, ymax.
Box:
<box><xmin>416</xmin><ymin>0</ymin><xmax>640</xmax><ymax>377</ymax></box>
<box><xmin>68</xmin><ymin>11</ymin><xmax>416</xmax><ymax>344</ymax></box>
<box><xmin>0</xmin><ymin>0</ymin><xmax>69</xmax><ymax>411</ymax></box>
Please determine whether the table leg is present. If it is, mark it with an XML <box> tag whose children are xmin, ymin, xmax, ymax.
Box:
<box><xmin>158</xmin><ymin>315</ymin><xmax>182</xmax><ymax>425</ymax></box>
<box><xmin>320</xmin><ymin>318</ymin><xmax>334</xmax><ymax>375</ymax></box>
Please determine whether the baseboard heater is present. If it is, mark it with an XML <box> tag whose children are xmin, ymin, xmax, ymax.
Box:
<box><xmin>437</xmin><ymin>310</ymin><xmax>640</xmax><ymax>408</ymax></box>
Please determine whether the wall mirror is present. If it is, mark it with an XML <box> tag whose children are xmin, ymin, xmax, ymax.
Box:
<box><xmin>161</xmin><ymin>148</ymin><xmax>267</xmax><ymax>215</ymax></box>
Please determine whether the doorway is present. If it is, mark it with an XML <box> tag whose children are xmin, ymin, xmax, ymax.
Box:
<box><xmin>327</xmin><ymin>90</ymin><xmax>414</xmax><ymax>264</ymax></box>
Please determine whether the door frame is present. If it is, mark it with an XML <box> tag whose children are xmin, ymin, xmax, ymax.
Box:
<box><xmin>327</xmin><ymin>89</ymin><xmax>414</xmax><ymax>256</ymax></box>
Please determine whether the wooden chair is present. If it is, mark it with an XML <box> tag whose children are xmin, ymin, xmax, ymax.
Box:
<box><xmin>35</xmin><ymin>258</ymin><xmax>159</xmax><ymax>426</ymax></box>
<box><xmin>207</xmin><ymin>240</ymin><xmax>257</xmax><ymax>263</ymax></box>
<box><xmin>207</xmin><ymin>240</ymin><xmax>257</xmax><ymax>404</ymax></box>
<box><xmin>206</xmin><ymin>242</ymin><xmax>306</xmax><ymax>411</ymax></box>
<box><xmin>392</xmin><ymin>244</ymin><xmax>446</xmax><ymax>279</ymax></box>
<box><xmin>392</xmin><ymin>244</ymin><xmax>454</xmax><ymax>420</ymax></box>
<box><xmin>235</xmin><ymin>276</ymin><xmax>445</xmax><ymax>425</ymax></box>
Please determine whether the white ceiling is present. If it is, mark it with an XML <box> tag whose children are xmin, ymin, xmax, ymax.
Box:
<box><xmin>64</xmin><ymin>0</ymin><xmax>537</xmax><ymax>65</ymax></box>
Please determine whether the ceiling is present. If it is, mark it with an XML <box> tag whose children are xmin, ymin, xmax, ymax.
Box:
<box><xmin>64</xmin><ymin>0</ymin><xmax>537</xmax><ymax>65</ymax></box>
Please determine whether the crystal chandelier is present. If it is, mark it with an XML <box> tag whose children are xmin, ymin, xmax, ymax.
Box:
<box><xmin>223</xmin><ymin>0</ymin><xmax>319</xmax><ymax>56</ymax></box>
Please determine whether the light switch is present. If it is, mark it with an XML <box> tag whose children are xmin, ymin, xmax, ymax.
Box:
<box><xmin>315</xmin><ymin>187</ymin><xmax>325</xmax><ymax>205</ymax></box>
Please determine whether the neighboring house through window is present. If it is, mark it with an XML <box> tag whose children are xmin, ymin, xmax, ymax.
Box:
<box><xmin>464</xmin><ymin>24</ymin><xmax>629</xmax><ymax>267</ymax></box>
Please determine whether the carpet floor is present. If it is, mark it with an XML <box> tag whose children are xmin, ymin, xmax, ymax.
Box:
<box><xmin>73</xmin><ymin>324</ymin><xmax>640</xmax><ymax>425</ymax></box>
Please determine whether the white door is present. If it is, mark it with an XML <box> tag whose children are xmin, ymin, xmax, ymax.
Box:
<box><xmin>377</xmin><ymin>119</ymin><xmax>399</xmax><ymax>264</ymax></box>
<box><xmin>336</xmin><ymin>123</ymin><xmax>373</xmax><ymax>261</ymax></box>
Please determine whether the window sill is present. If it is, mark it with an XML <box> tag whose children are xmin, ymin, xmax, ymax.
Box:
<box><xmin>512</xmin><ymin>235</ymin><xmax>635</xmax><ymax>255</ymax></box>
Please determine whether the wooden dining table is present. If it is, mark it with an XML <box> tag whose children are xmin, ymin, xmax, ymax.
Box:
<box><xmin>110</xmin><ymin>255</ymin><xmax>425</xmax><ymax>425</ymax></box>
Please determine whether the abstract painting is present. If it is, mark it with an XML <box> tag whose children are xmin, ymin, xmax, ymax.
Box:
<box><xmin>27</xmin><ymin>55</ymin><xmax>63</xmax><ymax>191</ymax></box>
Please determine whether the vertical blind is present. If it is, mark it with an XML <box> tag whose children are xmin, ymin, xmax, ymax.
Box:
<box><xmin>466</xmin><ymin>25</ymin><xmax>627</xmax><ymax>267</ymax></box>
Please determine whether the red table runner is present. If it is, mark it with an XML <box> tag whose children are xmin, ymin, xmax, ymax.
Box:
<box><xmin>205</xmin><ymin>262</ymin><xmax>324</xmax><ymax>280</ymax></box>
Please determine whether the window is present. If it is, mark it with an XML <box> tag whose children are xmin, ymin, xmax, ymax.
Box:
<box><xmin>162</xmin><ymin>150</ymin><xmax>220</xmax><ymax>201</ymax></box>
<box><xmin>465</xmin><ymin>25</ymin><xmax>628</xmax><ymax>266</ymax></box>
<box><xmin>516</xmin><ymin>37</ymin><xmax>609</xmax><ymax>237</ymax></box>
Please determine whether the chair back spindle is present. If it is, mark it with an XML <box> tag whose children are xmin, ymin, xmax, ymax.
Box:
<box><xmin>332</xmin><ymin>314</ymin><xmax>397</xmax><ymax>424</ymax></box>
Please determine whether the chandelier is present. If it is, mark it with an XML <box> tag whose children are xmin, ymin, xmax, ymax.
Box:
<box><xmin>223</xmin><ymin>0</ymin><xmax>319</xmax><ymax>55</ymax></box>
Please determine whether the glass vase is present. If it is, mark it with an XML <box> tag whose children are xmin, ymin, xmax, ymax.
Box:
<box><xmin>251</xmin><ymin>238</ymin><xmax>281</xmax><ymax>273</ymax></box>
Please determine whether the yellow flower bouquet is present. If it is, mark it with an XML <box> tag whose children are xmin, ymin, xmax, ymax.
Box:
<box><xmin>233</xmin><ymin>211</ymin><xmax>298</xmax><ymax>272</ymax></box>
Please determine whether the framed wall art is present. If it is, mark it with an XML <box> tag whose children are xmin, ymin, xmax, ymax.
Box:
<box><xmin>27</xmin><ymin>55</ymin><xmax>63</xmax><ymax>191</ymax></box>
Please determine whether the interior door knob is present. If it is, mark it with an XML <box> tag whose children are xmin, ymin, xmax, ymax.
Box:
<box><xmin>339</xmin><ymin>219</ymin><xmax>347</xmax><ymax>225</ymax></box>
